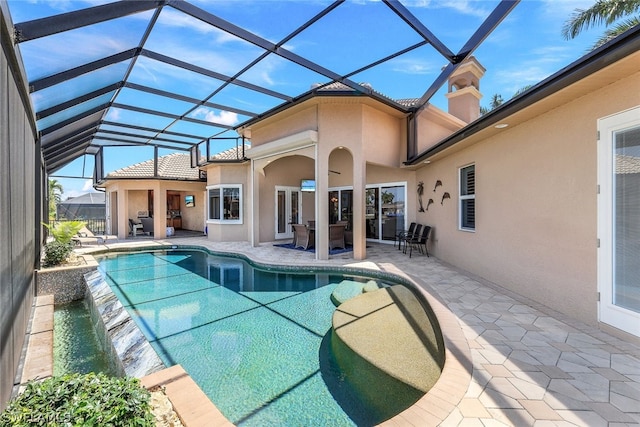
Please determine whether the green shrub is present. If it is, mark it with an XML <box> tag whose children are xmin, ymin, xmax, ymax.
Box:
<box><xmin>43</xmin><ymin>240</ymin><xmax>74</xmax><ymax>267</ymax></box>
<box><xmin>0</xmin><ymin>373</ymin><xmax>155</xmax><ymax>427</ymax></box>
<box><xmin>44</xmin><ymin>221</ymin><xmax>85</xmax><ymax>245</ymax></box>
<box><xmin>42</xmin><ymin>221</ymin><xmax>86</xmax><ymax>267</ymax></box>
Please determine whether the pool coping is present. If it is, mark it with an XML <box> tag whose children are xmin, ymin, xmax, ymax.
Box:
<box><xmin>80</xmin><ymin>243</ymin><xmax>473</xmax><ymax>426</ymax></box>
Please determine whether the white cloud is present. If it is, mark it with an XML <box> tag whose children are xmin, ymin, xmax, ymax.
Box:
<box><xmin>21</xmin><ymin>30</ymin><xmax>131</xmax><ymax>75</ymax></box>
<box><xmin>82</xmin><ymin>179</ymin><xmax>94</xmax><ymax>191</ymax></box>
<box><xmin>105</xmin><ymin>107</ymin><xmax>121</xmax><ymax>121</ymax></box>
<box><xmin>157</xmin><ymin>8</ymin><xmax>240</xmax><ymax>44</ymax></box>
<box><xmin>191</xmin><ymin>108</ymin><xmax>239</xmax><ymax>126</ymax></box>
<box><xmin>391</xmin><ymin>58</ymin><xmax>437</xmax><ymax>75</ymax></box>
<box><xmin>62</xmin><ymin>189</ymin><xmax>85</xmax><ymax>201</ymax></box>
<box><xmin>540</xmin><ymin>0</ymin><xmax>595</xmax><ymax>18</ymax></box>
<box><xmin>402</xmin><ymin>0</ymin><xmax>490</xmax><ymax>19</ymax></box>
<box><xmin>146</xmin><ymin>41</ymin><xmax>247</xmax><ymax>76</ymax></box>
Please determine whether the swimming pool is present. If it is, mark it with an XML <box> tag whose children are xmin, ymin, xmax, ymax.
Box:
<box><xmin>97</xmin><ymin>249</ymin><xmax>437</xmax><ymax>426</ymax></box>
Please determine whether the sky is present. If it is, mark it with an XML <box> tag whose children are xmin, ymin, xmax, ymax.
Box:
<box><xmin>5</xmin><ymin>0</ymin><xmax>614</xmax><ymax>201</ymax></box>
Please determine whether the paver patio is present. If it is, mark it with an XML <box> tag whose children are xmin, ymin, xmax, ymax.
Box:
<box><xmin>74</xmin><ymin>237</ymin><xmax>640</xmax><ymax>426</ymax></box>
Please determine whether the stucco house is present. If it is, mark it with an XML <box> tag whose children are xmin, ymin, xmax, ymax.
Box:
<box><xmin>198</xmin><ymin>30</ymin><xmax>640</xmax><ymax>339</ymax></box>
<box><xmin>99</xmin><ymin>153</ymin><xmax>207</xmax><ymax>238</ymax></box>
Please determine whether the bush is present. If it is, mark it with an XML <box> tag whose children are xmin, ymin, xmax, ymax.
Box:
<box><xmin>0</xmin><ymin>373</ymin><xmax>155</xmax><ymax>427</ymax></box>
<box><xmin>43</xmin><ymin>240</ymin><xmax>74</xmax><ymax>267</ymax></box>
<box><xmin>45</xmin><ymin>221</ymin><xmax>85</xmax><ymax>245</ymax></box>
<box><xmin>42</xmin><ymin>220</ymin><xmax>86</xmax><ymax>267</ymax></box>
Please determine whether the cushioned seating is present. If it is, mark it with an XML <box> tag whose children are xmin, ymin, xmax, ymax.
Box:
<box><xmin>140</xmin><ymin>217</ymin><xmax>154</xmax><ymax>235</ymax></box>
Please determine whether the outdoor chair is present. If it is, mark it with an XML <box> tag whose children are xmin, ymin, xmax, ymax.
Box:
<box><xmin>401</xmin><ymin>223</ymin><xmax>422</xmax><ymax>254</ymax></box>
<box><xmin>329</xmin><ymin>223</ymin><xmax>347</xmax><ymax>250</ymax></box>
<box><xmin>408</xmin><ymin>225</ymin><xmax>432</xmax><ymax>258</ymax></box>
<box><xmin>140</xmin><ymin>217</ymin><xmax>154</xmax><ymax>235</ymax></box>
<box><xmin>72</xmin><ymin>226</ymin><xmax>111</xmax><ymax>247</ymax></box>
<box><xmin>395</xmin><ymin>222</ymin><xmax>416</xmax><ymax>250</ymax></box>
<box><xmin>293</xmin><ymin>224</ymin><xmax>313</xmax><ymax>250</ymax></box>
<box><xmin>129</xmin><ymin>219</ymin><xmax>143</xmax><ymax>237</ymax></box>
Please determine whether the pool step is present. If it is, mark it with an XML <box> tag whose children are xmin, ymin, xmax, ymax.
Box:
<box><xmin>141</xmin><ymin>364</ymin><xmax>234</xmax><ymax>427</ymax></box>
<box><xmin>332</xmin><ymin>285</ymin><xmax>444</xmax><ymax>393</ymax></box>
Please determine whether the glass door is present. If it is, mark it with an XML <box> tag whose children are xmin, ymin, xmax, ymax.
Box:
<box><xmin>381</xmin><ymin>185</ymin><xmax>405</xmax><ymax>241</ymax></box>
<box><xmin>598</xmin><ymin>108</ymin><xmax>640</xmax><ymax>337</ymax></box>
<box><xmin>366</xmin><ymin>188</ymin><xmax>379</xmax><ymax>239</ymax></box>
<box><xmin>275</xmin><ymin>186</ymin><xmax>301</xmax><ymax>240</ymax></box>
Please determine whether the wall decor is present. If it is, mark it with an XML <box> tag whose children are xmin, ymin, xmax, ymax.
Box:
<box><xmin>417</xmin><ymin>181</ymin><xmax>425</xmax><ymax>212</ymax></box>
<box><xmin>433</xmin><ymin>180</ymin><xmax>442</xmax><ymax>192</ymax></box>
<box><xmin>426</xmin><ymin>198</ymin><xmax>434</xmax><ymax>211</ymax></box>
<box><xmin>441</xmin><ymin>192</ymin><xmax>450</xmax><ymax>205</ymax></box>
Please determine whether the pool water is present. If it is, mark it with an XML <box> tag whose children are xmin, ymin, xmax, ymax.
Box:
<box><xmin>97</xmin><ymin>250</ymin><xmax>423</xmax><ymax>426</ymax></box>
<box><xmin>54</xmin><ymin>300</ymin><xmax>115</xmax><ymax>376</ymax></box>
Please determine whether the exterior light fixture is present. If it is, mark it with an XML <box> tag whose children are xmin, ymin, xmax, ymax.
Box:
<box><xmin>494</xmin><ymin>123</ymin><xmax>509</xmax><ymax>129</ymax></box>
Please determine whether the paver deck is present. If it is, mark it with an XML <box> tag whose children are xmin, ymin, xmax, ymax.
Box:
<box><xmin>20</xmin><ymin>295</ymin><xmax>54</xmax><ymax>386</ymax></box>
<box><xmin>71</xmin><ymin>237</ymin><xmax>640</xmax><ymax>425</ymax></box>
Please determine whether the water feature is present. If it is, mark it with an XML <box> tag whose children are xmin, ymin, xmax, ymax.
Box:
<box><xmin>53</xmin><ymin>299</ymin><xmax>116</xmax><ymax>376</ymax></box>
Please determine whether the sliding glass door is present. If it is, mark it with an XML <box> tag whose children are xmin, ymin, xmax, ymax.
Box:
<box><xmin>330</xmin><ymin>183</ymin><xmax>405</xmax><ymax>243</ymax></box>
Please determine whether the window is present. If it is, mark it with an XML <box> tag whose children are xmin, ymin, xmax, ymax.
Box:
<box><xmin>207</xmin><ymin>185</ymin><xmax>242</xmax><ymax>224</ymax></box>
<box><xmin>459</xmin><ymin>164</ymin><xmax>475</xmax><ymax>230</ymax></box>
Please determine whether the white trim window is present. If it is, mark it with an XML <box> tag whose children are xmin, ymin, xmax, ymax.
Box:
<box><xmin>459</xmin><ymin>164</ymin><xmax>475</xmax><ymax>231</ymax></box>
<box><xmin>207</xmin><ymin>184</ymin><xmax>242</xmax><ymax>224</ymax></box>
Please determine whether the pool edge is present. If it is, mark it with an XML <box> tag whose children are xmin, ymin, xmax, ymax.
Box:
<box><xmin>86</xmin><ymin>244</ymin><xmax>471</xmax><ymax>426</ymax></box>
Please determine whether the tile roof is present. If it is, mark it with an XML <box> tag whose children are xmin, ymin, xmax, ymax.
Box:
<box><xmin>314</xmin><ymin>82</ymin><xmax>399</xmax><ymax>103</ymax></box>
<box><xmin>395</xmin><ymin>98</ymin><xmax>420</xmax><ymax>107</ymax></box>
<box><xmin>210</xmin><ymin>145</ymin><xmax>250</xmax><ymax>161</ymax></box>
<box><xmin>106</xmin><ymin>153</ymin><xmax>201</xmax><ymax>180</ymax></box>
<box><xmin>106</xmin><ymin>146</ymin><xmax>250</xmax><ymax>180</ymax></box>
<box><xmin>61</xmin><ymin>192</ymin><xmax>105</xmax><ymax>204</ymax></box>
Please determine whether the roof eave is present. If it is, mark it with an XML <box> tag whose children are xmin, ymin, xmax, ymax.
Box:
<box><xmin>405</xmin><ymin>24</ymin><xmax>640</xmax><ymax>165</ymax></box>
<box><xmin>236</xmin><ymin>88</ymin><xmax>409</xmax><ymax>133</ymax></box>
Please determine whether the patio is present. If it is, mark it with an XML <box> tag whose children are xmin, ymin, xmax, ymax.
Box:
<box><xmin>71</xmin><ymin>238</ymin><xmax>640</xmax><ymax>426</ymax></box>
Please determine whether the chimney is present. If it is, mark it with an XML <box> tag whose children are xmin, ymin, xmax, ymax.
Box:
<box><xmin>445</xmin><ymin>57</ymin><xmax>485</xmax><ymax>123</ymax></box>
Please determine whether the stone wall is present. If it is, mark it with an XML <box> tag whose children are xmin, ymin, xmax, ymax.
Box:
<box><xmin>36</xmin><ymin>256</ymin><xmax>99</xmax><ymax>304</ymax></box>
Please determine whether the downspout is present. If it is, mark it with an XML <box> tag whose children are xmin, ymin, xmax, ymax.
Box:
<box><xmin>407</xmin><ymin>111</ymin><xmax>417</xmax><ymax>161</ymax></box>
<box><xmin>35</xmin><ymin>142</ymin><xmax>43</xmax><ymax>269</ymax></box>
<box><xmin>153</xmin><ymin>146</ymin><xmax>159</xmax><ymax>177</ymax></box>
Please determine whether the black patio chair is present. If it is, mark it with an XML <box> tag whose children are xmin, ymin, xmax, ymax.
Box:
<box><xmin>401</xmin><ymin>223</ymin><xmax>422</xmax><ymax>254</ymax></box>
<box><xmin>395</xmin><ymin>222</ymin><xmax>416</xmax><ymax>250</ymax></box>
<box><xmin>408</xmin><ymin>225</ymin><xmax>432</xmax><ymax>258</ymax></box>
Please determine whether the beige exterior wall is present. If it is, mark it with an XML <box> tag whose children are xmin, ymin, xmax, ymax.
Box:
<box><xmin>258</xmin><ymin>155</ymin><xmax>315</xmax><ymax>242</ymax></box>
<box><xmin>361</xmin><ymin>104</ymin><xmax>404</xmax><ymax>167</ymax></box>
<box><xmin>103</xmin><ymin>180</ymin><xmax>206</xmax><ymax>238</ymax></box>
<box><xmin>204</xmin><ymin>163</ymin><xmax>250</xmax><ymax>242</ymax></box>
<box><xmin>250</xmin><ymin>105</ymin><xmax>318</xmax><ymax>146</ymax></box>
<box><xmin>415</xmin><ymin>106</ymin><xmax>466</xmax><ymax>154</ymax></box>
<box><xmin>416</xmin><ymin>69</ymin><xmax>640</xmax><ymax>326</ymax></box>
<box><xmin>127</xmin><ymin>190</ymin><xmax>148</xmax><ymax>219</ymax></box>
<box><xmin>173</xmin><ymin>189</ymin><xmax>206</xmax><ymax>232</ymax></box>
<box><xmin>328</xmin><ymin>148</ymin><xmax>354</xmax><ymax>188</ymax></box>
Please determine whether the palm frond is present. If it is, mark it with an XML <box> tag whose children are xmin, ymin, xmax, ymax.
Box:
<box><xmin>562</xmin><ymin>0</ymin><xmax>640</xmax><ymax>40</ymax></box>
<box><xmin>591</xmin><ymin>16</ymin><xmax>640</xmax><ymax>49</ymax></box>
